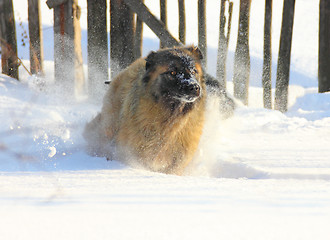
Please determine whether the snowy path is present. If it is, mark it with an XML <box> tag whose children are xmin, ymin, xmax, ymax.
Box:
<box><xmin>1</xmin><ymin>74</ymin><xmax>330</xmax><ymax>239</ymax></box>
<box><xmin>1</xmin><ymin>169</ymin><xmax>330</xmax><ymax>240</ymax></box>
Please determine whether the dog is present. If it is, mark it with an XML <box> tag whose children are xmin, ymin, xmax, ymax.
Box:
<box><xmin>84</xmin><ymin>46</ymin><xmax>235</xmax><ymax>175</ymax></box>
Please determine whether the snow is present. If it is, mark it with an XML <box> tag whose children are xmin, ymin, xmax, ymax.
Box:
<box><xmin>1</xmin><ymin>0</ymin><xmax>330</xmax><ymax>239</ymax></box>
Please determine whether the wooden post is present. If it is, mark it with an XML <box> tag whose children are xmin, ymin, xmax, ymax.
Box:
<box><xmin>198</xmin><ymin>0</ymin><xmax>207</xmax><ymax>68</ymax></box>
<box><xmin>160</xmin><ymin>0</ymin><xmax>167</xmax><ymax>48</ymax></box>
<box><xmin>123</xmin><ymin>0</ymin><xmax>181</xmax><ymax>48</ymax></box>
<box><xmin>54</xmin><ymin>1</ymin><xmax>74</xmax><ymax>91</ymax></box>
<box><xmin>227</xmin><ymin>2</ymin><xmax>233</xmax><ymax>47</ymax></box>
<box><xmin>47</xmin><ymin>0</ymin><xmax>85</xmax><ymax>95</ymax></box>
<box><xmin>262</xmin><ymin>0</ymin><xmax>272</xmax><ymax>109</ymax></box>
<box><xmin>319</xmin><ymin>0</ymin><xmax>330</xmax><ymax>93</ymax></box>
<box><xmin>0</xmin><ymin>0</ymin><xmax>19</xmax><ymax>80</ymax></box>
<box><xmin>134</xmin><ymin>0</ymin><xmax>144</xmax><ymax>60</ymax></box>
<box><xmin>178</xmin><ymin>0</ymin><xmax>185</xmax><ymax>44</ymax></box>
<box><xmin>216</xmin><ymin>0</ymin><xmax>233</xmax><ymax>89</ymax></box>
<box><xmin>87</xmin><ymin>0</ymin><xmax>108</xmax><ymax>98</ymax></box>
<box><xmin>233</xmin><ymin>0</ymin><xmax>251</xmax><ymax>105</ymax></box>
<box><xmin>274</xmin><ymin>0</ymin><xmax>295</xmax><ymax>112</ymax></box>
<box><xmin>72</xmin><ymin>0</ymin><xmax>84</xmax><ymax>94</ymax></box>
<box><xmin>110</xmin><ymin>0</ymin><xmax>134</xmax><ymax>77</ymax></box>
<box><xmin>28</xmin><ymin>0</ymin><xmax>43</xmax><ymax>75</ymax></box>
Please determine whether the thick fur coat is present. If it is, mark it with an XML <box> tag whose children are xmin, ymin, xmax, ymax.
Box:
<box><xmin>84</xmin><ymin>46</ymin><xmax>234</xmax><ymax>175</ymax></box>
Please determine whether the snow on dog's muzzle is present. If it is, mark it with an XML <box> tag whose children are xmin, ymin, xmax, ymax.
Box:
<box><xmin>178</xmin><ymin>78</ymin><xmax>201</xmax><ymax>102</ymax></box>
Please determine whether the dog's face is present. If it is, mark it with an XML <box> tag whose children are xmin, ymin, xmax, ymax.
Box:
<box><xmin>143</xmin><ymin>47</ymin><xmax>205</xmax><ymax>107</ymax></box>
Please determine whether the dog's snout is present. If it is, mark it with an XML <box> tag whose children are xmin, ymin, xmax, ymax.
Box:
<box><xmin>181</xmin><ymin>79</ymin><xmax>200</xmax><ymax>97</ymax></box>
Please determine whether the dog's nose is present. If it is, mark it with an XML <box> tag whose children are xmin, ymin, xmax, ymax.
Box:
<box><xmin>181</xmin><ymin>79</ymin><xmax>201</xmax><ymax>97</ymax></box>
<box><xmin>189</xmin><ymin>83</ymin><xmax>200</xmax><ymax>96</ymax></box>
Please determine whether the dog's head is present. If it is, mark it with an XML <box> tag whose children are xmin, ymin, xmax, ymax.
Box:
<box><xmin>143</xmin><ymin>46</ymin><xmax>205</xmax><ymax>108</ymax></box>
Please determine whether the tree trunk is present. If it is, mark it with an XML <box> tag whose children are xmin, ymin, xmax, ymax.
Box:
<box><xmin>28</xmin><ymin>0</ymin><xmax>43</xmax><ymax>75</ymax></box>
<box><xmin>319</xmin><ymin>0</ymin><xmax>330</xmax><ymax>93</ymax></box>
<box><xmin>262</xmin><ymin>0</ymin><xmax>272</xmax><ymax>109</ymax></box>
<box><xmin>233</xmin><ymin>0</ymin><xmax>251</xmax><ymax>105</ymax></box>
<box><xmin>198</xmin><ymin>0</ymin><xmax>207</xmax><ymax>69</ymax></box>
<box><xmin>87</xmin><ymin>0</ymin><xmax>109</xmax><ymax>98</ymax></box>
<box><xmin>274</xmin><ymin>0</ymin><xmax>296</xmax><ymax>112</ymax></box>
<box><xmin>0</xmin><ymin>0</ymin><xmax>19</xmax><ymax>80</ymax></box>
<box><xmin>178</xmin><ymin>0</ymin><xmax>185</xmax><ymax>44</ymax></box>
<box><xmin>110</xmin><ymin>0</ymin><xmax>134</xmax><ymax>77</ymax></box>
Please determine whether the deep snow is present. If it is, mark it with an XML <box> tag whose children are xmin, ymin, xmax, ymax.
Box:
<box><xmin>1</xmin><ymin>0</ymin><xmax>330</xmax><ymax>239</ymax></box>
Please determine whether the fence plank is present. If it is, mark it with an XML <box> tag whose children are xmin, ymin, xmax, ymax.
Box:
<box><xmin>123</xmin><ymin>0</ymin><xmax>180</xmax><ymax>48</ymax></box>
<box><xmin>319</xmin><ymin>0</ymin><xmax>330</xmax><ymax>93</ymax></box>
<box><xmin>198</xmin><ymin>0</ymin><xmax>207</xmax><ymax>68</ymax></box>
<box><xmin>274</xmin><ymin>0</ymin><xmax>295</xmax><ymax>112</ymax></box>
<box><xmin>178</xmin><ymin>0</ymin><xmax>185</xmax><ymax>44</ymax></box>
<box><xmin>160</xmin><ymin>0</ymin><xmax>167</xmax><ymax>48</ymax></box>
<box><xmin>87</xmin><ymin>0</ymin><xmax>108</xmax><ymax>97</ymax></box>
<box><xmin>28</xmin><ymin>0</ymin><xmax>44</xmax><ymax>75</ymax></box>
<box><xmin>51</xmin><ymin>0</ymin><xmax>85</xmax><ymax>95</ymax></box>
<box><xmin>134</xmin><ymin>0</ymin><xmax>144</xmax><ymax>60</ymax></box>
<box><xmin>110</xmin><ymin>0</ymin><xmax>134</xmax><ymax>76</ymax></box>
<box><xmin>46</xmin><ymin>0</ymin><xmax>67</xmax><ymax>9</ymax></box>
<box><xmin>262</xmin><ymin>0</ymin><xmax>272</xmax><ymax>109</ymax></box>
<box><xmin>233</xmin><ymin>0</ymin><xmax>251</xmax><ymax>105</ymax></box>
<box><xmin>0</xmin><ymin>0</ymin><xmax>19</xmax><ymax>80</ymax></box>
<box><xmin>216</xmin><ymin>0</ymin><xmax>232</xmax><ymax>89</ymax></box>
<box><xmin>53</xmin><ymin>1</ymin><xmax>74</xmax><ymax>90</ymax></box>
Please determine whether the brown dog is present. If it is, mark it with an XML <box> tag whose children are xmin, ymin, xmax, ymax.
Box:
<box><xmin>84</xmin><ymin>46</ymin><xmax>234</xmax><ymax>175</ymax></box>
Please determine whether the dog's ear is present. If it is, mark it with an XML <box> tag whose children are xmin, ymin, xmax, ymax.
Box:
<box><xmin>186</xmin><ymin>46</ymin><xmax>203</xmax><ymax>60</ymax></box>
<box><xmin>145</xmin><ymin>51</ymin><xmax>156</xmax><ymax>70</ymax></box>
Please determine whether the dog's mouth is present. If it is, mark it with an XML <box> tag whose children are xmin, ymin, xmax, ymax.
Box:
<box><xmin>172</xmin><ymin>93</ymin><xmax>200</xmax><ymax>103</ymax></box>
<box><xmin>162</xmin><ymin>83</ymin><xmax>201</xmax><ymax>103</ymax></box>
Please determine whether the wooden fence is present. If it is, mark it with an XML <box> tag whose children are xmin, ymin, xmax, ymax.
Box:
<box><xmin>0</xmin><ymin>0</ymin><xmax>329</xmax><ymax>112</ymax></box>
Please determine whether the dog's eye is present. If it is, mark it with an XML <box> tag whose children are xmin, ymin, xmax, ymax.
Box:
<box><xmin>170</xmin><ymin>71</ymin><xmax>176</xmax><ymax>76</ymax></box>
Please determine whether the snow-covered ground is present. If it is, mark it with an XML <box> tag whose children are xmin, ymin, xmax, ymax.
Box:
<box><xmin>1</xmin><ymin>0</ymin><xmax>330</xmax><ymax>239</ymax></box>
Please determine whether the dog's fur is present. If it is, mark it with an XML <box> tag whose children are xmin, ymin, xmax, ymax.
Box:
<box><xmin>84</xmin><ymin>46</ymin><xmax>234</xmax><ymax>175</ymax></box>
